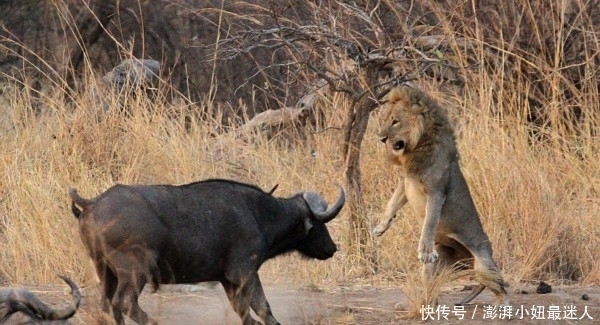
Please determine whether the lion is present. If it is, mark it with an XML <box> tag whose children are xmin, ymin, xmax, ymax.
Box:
<box><xmin>373</xmin><ymin>86</ymin><xmax>509</xmax><ymax>306</ymax></box>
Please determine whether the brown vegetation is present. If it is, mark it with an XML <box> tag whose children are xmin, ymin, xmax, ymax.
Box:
<box><xmin>0</xmin><ymin>0</ymin><xmax>598</xmax><ymax>322</ymax></box>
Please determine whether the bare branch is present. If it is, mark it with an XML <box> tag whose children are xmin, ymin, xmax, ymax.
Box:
<box><xmin>237</xmin><ymin>106</ymin><xmax>306</xmax><ymax>133</ymax></box>
<box><xmin>235</xmin><ymin>79</ymin><xmax>328</xmax><ymax>134</ymax></box>
<box><xmin>304</xmin><ymin>61</ymin><xmax>355</xmax><ymax>96</ymax></box>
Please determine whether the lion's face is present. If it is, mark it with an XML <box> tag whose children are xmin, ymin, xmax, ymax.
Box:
<box><xmin>378</xmin><ymin>87</ymin><xmax>425</xmax><ymax>165</ymax></box>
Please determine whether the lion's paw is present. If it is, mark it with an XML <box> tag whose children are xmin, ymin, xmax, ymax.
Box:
<box><xmin>418</xmin><ymin>244</ymin><xmax>438</xmax><ymax>264</ymax></box>
<box><xmin>372</xmin><ymin>223</ymin><xmax>389</xmax><ymax>237</ymax></box>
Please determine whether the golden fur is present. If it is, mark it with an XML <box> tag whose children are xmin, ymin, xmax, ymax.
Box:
<box><xmin>373</xmin><ymin>87</ymin><xmax>509</xmax><ymax>306</ymax></box>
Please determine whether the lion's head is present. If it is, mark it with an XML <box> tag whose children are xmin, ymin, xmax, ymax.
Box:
<box><xmin>378</xmin><ymin>87</ymin><xmax>427</xmax><ymax>163</ymax></box>
<box><xmin>378</xmin><ymin>87</ymin><xmax>453</xmax><ymax>167</ymax></box>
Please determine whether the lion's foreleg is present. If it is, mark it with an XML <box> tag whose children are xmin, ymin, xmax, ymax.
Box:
<box><xmin>418</xmin><ymin>191</ymin><xmax>445</xmax><ymax>263</ymax></box>
<box><xmin>373</xmin><ymin>182</ymin><xmax>407</xmax><ymax>237</ymax></box>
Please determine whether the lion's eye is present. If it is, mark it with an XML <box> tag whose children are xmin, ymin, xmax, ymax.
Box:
<box><xmin>391</xmin><ymin>120</ymin><xmax>399</xmax><ymax>126</ymax></box>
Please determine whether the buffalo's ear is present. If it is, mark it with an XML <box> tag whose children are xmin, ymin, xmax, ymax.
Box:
<box><xmin>304</xmin><ymin>218</ymin><xmax>313</xmax><ymax>235</ymax></box>
<box><xmin>267</xmin><ymin>184</ymin><xmax>279</xmax><ymax>195</ymax></box>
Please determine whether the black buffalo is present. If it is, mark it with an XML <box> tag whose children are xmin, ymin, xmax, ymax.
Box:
<box><xmin>69</xmin><ymin>179</ymin><xmax>345</xmax><ymax>325</ymax></box>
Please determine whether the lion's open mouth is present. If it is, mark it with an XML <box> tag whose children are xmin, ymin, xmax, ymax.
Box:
<box><xmin>393</xmin><ymin>140</ymin><xmax>405</xmax><ymax>151</ymax></box>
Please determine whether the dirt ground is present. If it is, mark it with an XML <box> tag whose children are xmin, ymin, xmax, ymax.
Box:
<box><xmin>3</xmin><ymin>281</ymin><xmax>598</xmax><ymax>325</ymax></box>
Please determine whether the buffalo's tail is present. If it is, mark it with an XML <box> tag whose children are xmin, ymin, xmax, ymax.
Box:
<box><xmin>69</xmin><ymin>188</ymin><xmax>93</xmax><ymax>219</ymax></box>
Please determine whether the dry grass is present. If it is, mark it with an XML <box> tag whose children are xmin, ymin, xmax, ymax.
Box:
<box><xmin>0</xmin><ymin>2</ymin><xmax>599</xmax><ymax>320</ymax></box>
<box><xmin>1</xmin><ymin>67</ymin><xmax>598</xmax><ymax>289</ymax></box>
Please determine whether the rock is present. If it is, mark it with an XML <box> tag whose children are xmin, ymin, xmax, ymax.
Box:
<box><xmin>536</xmin><ymin>281</ymin><xmax>552</xmax><ymax>294</ymax></box>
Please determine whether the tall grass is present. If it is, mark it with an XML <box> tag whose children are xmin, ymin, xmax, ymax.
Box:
<box><xmin>0</xmin><ymin>1</ymin><xmax>598</xmax><ymax>308</ymax></box>
<box><xmin>1</xmin><ymin>64</ymin><xmax>598</xmax><ymax>289</ymax></box>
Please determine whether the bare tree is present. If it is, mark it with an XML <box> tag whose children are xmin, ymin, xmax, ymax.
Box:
<box><xmin>215</xmin><ymin>1</ymin><xmax>428</xmax><ymax>266</ymax></box>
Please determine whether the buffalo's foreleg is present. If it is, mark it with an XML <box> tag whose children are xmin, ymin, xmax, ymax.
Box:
<box><xmin>245</xmin><ymin>275</ymin><xmax>280</xmax><ymax>325</ymax></box>
<box><xmin>221</xmin><ymin>280</ymin><xmax>261</xmax><ymax>325</ymax></box>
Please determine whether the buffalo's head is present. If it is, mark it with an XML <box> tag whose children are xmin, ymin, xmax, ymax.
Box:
<box><xmin>296</xmin><ymin>185</ymin><xmax>345</xmax><ymax>260</ymax></box>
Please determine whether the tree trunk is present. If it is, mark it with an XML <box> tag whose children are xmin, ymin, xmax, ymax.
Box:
<box><xmin>65</xmin><ymin>1</ymin><xmax>115</xmax><ymax>91</ymax></box>
<box><xmin>342</xmin><ymin>63</ymin><xmax>380</xmax><ymax>271</ymax></box>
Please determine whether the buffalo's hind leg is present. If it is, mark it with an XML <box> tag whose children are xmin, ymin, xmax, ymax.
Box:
<box><xmin>110</xmin><ymin>253</ymin><xmax>158</xmax><ymax>325</ymax></box>
<box><xmin>221</xmin><ymin>279</ymin><xmax>261</xmax><ymax>325</ymax></box>
<box><xmin>94</xmin><ymin>261</ymin><xmax>124</xmax><ymax>325</ymax></box>
<box><xmin>245</xmin><ymin>275</ymin><xmax>280</xmax><ymax>325</ymax></box>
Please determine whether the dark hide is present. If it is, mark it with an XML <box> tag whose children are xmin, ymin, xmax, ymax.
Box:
<box><xmin>70</xmin><ymin>179</ymin><xmax>344</xmax><ymax>325</ymax></box>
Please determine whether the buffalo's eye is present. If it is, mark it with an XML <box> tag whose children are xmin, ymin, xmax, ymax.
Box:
<box><xmin>393</xmin><ymin>140</ymin><xmax>405</xmax><ymax>151</ymax></box>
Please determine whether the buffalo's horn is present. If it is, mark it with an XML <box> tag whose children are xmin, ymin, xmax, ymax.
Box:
<box><xmin>303</xmin><ymin>185</ymin><xmax>345</xmax><ymax>223</ymax></box>
<box><xmin>1</xmin><ymin>276</ymin><xmax>82</xmax><ymax>322</ymax></box>
<box><xmin>46</xmin><ymin>276</ymin><xmax>81</xmax><ymax>320</ymax></box>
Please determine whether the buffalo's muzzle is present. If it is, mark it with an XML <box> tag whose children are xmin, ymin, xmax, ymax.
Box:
<box><xmin>320</xmin><ymin>246</ymin><xmax>337</xmax><ymax>260</ymax></box>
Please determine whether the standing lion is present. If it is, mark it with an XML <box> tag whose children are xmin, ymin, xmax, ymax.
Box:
<box><xmin>373</xmin><ymin>86</ymin><xmax>509</xmax><ymax>306</ymax></box>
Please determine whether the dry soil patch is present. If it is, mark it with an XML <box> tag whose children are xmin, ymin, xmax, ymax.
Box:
<box><xmin>2</xmin><ymin>282</ymin><xmax>598</xmax><ymax>324</ymax></box>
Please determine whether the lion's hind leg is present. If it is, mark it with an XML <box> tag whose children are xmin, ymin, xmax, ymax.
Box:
<box><xmin>456</xmin><ymin>284</ymin><xmax>486</xmax><ymax>306</ymax></box>
<box><xmin>430</xmin><ymin>239</ymin><xmax>502</xmax><ymax>306</ymax></box>
<box><xmin>472</xmin><ymin>257</ymin><xmax>509</xmax><ymax>306</ymax></box>
<box><xmin>440</xmin><ymin>245</ymin><xmax>486</xmax><ymax>306</ymax></box>
<box><xmin>420</xmin><ymin>243</ymin><xmax>472</xmax><ymax>307</ymax></box>
<box><xmin>456</xmin><ymin>239</ymin><xmax>509</xmax><ymax>306</ymax></box>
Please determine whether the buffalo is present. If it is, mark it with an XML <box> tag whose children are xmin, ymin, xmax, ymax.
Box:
<box><xmin>69</xmin><ymin>179</ymin><xmax>345</xmax><ymax>325</ymax></box>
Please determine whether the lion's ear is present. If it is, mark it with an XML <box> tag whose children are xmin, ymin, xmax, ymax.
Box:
<box><xmin>410</xmin><ymin>103</ymin><xmax>423</xmax><ymax>113</ymax></box>
<box><xmin>410</xmin><ymin>101</ymin><xmax>430</xmax><ymax>114</ymax></box>
<box><xmin>408</xmin><ymin>114</ymin><xmax>425</xmax><ymax>150</ymax></box>
<box><xmin>416</xmin><ymin>100</ymin><xmax>430</xmax><ymax>113</ymax></box>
